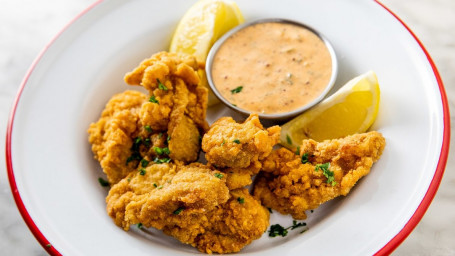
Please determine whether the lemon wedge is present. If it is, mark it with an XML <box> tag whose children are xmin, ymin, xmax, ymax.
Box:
<box><xmin>281</xmin><ymin>71</ymin><xmax>381</xmax><ymax>148</ymax></box>
<box><xmin>169</xmin><ymin>0</ymin><xmax>244</xmax><ymax>106</ymax></box>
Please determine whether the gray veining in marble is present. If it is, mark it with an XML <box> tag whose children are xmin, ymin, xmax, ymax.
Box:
<box><xmin>1</xmin><ymin>0</ymin><xmax>454</xmax><ymax>255</ymax></box>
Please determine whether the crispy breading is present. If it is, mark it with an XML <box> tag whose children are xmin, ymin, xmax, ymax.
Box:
<box><xmin>123</xmin><ymin>52</ymin><xmax>208</xmax><ymax>163</ymax></box>
<box><xmin>202</xmin><ymin>114</ymin><xmax>280</xmax><ymax>189</ymax></box>
<box><xmin>88</xmin><ymin>90</ymin><xmax>147</xmax><ymax>184</ymax></box>
<box><xmin>189</xmin><ymin>189</ymin><xmax>269</xmax><ymax>254</ymax></box>
<box><xmin>106</xmin><ymin>164</ymin><xmax>268</xmax><ymax>254</ymax></box>
<box><xmin>106</xmin><ymin>163</ymin><xmax>229</xmax><ymax>230</ymax></box>
<box><xmin>254</xmin><ymin>131</ymin><xmax>385</xmax><ymax>219</ymax></box>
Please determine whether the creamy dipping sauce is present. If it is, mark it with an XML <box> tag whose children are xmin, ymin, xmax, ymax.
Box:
<box><xmin>211</xmin><ymin>22</ymin><xmax>333</xmax><ymax>114</ymax></box>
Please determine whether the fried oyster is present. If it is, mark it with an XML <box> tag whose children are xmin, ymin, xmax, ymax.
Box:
<box><xmin>254</xmin><ymin>131</ymin><xmax>386</xmax><ymax>219</ymax></box>
<box><xmin>202</xmin><ymin>114</ymin><xmax>280</xmax><ymax>189</ymax></box>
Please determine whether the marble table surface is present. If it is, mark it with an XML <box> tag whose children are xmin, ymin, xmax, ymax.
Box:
<box><xmin>0</xmin><ymin>0</ymin><xmax>453</xmax><ymax>255</ymax></box>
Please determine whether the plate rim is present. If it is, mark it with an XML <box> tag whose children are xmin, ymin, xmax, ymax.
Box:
<box><xmin>5</xmin><ymin>0</ymin><xmax>450</xmax><ymax>255</ymax></box>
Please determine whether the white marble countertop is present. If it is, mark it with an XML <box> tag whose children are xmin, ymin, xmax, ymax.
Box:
<box><xmin>0</xmin><ymin>0</ymin><xmax>453</xmax><ymax>255</ymax></box>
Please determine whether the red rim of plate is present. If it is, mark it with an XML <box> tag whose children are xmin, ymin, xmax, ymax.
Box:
<box><xmin>5</xmin><ymin>1</ymin><xmax>450</xmax><ymax>255</ymax></box>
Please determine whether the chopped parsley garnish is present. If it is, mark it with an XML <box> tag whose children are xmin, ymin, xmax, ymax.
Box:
<box><xmin>157</xmin><ymin>185</ymin><xmax>163</xmax><ymax>189</ymax></box>
<box><xmin>289</xmin><ymin>220</ymin><xmax>307</xmax><ymax>230</ymax></box>
<box><xmin>149</xmin><ymin>95</ymin><xmax>159</xmax><ymax>104</ymax></box>
<box><xmin>301</xmin><ymin>153</ymin><xmax>309</xmax><ymax>164</ymax></box>
<box><xmin>137</xmin><ymin>223</ymin><xmax>143</xmax><ymax>229</ymax></box>
<box><xmin>269</xmin><ymin>220</ymin><xmax>307</xmax><ymax>237</ymax></box>
<box><xmin>315</xmin><ymin>163</ymin><xmax>336</xmax><ymax>186</ymax></box>
<box><xmin>237</xmin><ymin>197</ymin><xmax>245</xmax><ymax>204</ymax></box>
<box><xmin>233</xmin><ymin>139</ymin><xmax>241</xmax><ymax>144</ymax></box>
<box><xmin>153</xmin><ymin>183</ymin><xmax>158</xmax><ymax>188</ymax></box>
<box><xmin>167</xmin><ymin>135</ymin><xmax>171</xmax><ymax>143</ymax></box>
<box><xmin>230</xmin><ymin>86</ymin><xmax>243</xmax><ymax>94</ymax></box>
<box><xmin>46</xmin><ymin>244</ymin><xmax>52</xmax><ymax>248</ymax></box>
<box><xmin>132</xmin><ymin>137</ymin><xmax>142</xmax><ymax>151</ymax></box>
<box><xmin>232</xmin><ymin>103</ymin><xmax>237</xmax><ymax>107</ymax></box>
<box><xmin>144</xmin><ymin>125</ymin><xmax>153</xmax><ymax>133</ymax></box>
<box><xmin>173</xmin><ymin>207</ymin><xmax>184</xmax><ymax>215</ymax></box>
<box><xmin>158</xmin><ymin>132</ymin><xmax>163</xmax><ymax>139</ymax></box>
<box><xmin>286</xmin><ymin>134</ymin><xmax>292</xmax><ymax>145</ymax></box>
<box><xmin>269</xmin><ymin>224</ymin><xmax>288</xmax><ymax>237</ymax></box>
<box><xmin>139</xmin><ymin>168</ymin><xmax>146</xmax><ymax>175</ymax></box>
<box><xmin>140</xmin><ymin>159</ymin><xmax>149</xmax><ymax>167</ymax></box>
<box><xmin>157</xmin><ymin>79</ymin><xmax>168</xmax><ymax>91</ymax></box>
<box><xmin>221</xmin><ymin>140</ymin><xmax>226</xmax><ymax>146</ymax></box>
<box><xmin>295</xmin><ymin>146</ymin><xmax>300</xmax><ymax>155</ymax></box>
<box><xmin>153</xmin><ymin>157</ymin><xmax>171</xmax><ymax>164</ymax></box>
<box><xmin>98</xmin><ymin>177</ymin><xmax>109</xmax><ymax>187</ymax></box>
<box><xmin>214</xmin><ymin>173</ymin><xmax>224</xmax><ymax>179</ymax></box>
<box><xmin>143</xmin><ymin>138</ymin><xmax>151</xmax><ymax>147</ymax></box>
<box><xmin>154</xmin><ymin>146</ymin><xmax>170</xmax><ymax>155</ymax></box>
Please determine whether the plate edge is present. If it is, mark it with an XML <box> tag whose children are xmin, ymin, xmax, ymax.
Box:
<box><xmin>373</xmin><ymin>1</ymin><xmax>450</xmax><ymax>255</ymax></box>
<box><xmin>5</xmin><ymin>1</ymin><xmax>105</xmax><ymax>255</ymax></box>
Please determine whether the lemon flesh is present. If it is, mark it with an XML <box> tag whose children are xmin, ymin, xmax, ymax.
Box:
<box><xmin>281</xmin><ymin>71</ymin><xmax>380</xmax><ymax>148</ymax></box>
<box><xmin>169</xmin><ymin>0</ymin><xmax>244</xmax><ymax>106</ymax></box>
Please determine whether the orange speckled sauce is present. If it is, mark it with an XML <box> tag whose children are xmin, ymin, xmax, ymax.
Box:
<box><xmin>211</xmin><ymin>22</ymin><xmax>332</xmax><ymax>114</ymax></box>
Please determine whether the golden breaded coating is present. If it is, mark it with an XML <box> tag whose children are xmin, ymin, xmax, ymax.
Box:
<box><xmin>107</xmin><ymin>163</ymin><xmax>268</xmax><ymax>254</ymax></box>
<box><xmin>189</xmin><ymin>189</ymin><xmax>270</xmax><ymax>254</ymax></box>
<box><xmin>202</xmin><ymin>114</ymin><xmax>280</xmax><ymax>189</ymax></box>
<box><xmin>124</xmin><ymin>51</ymin><xmax>208</xmax><ymax>132</ymax></box>
<box><xmin>88</xmin><ymin>90</ymin><xmax>147</xmax><ymax>184</ymax></box>
<box><xmin>254</xmin><ymin>131</ymin><xmax>385</xmax><ymax>219</ymax></box>
<box><xmin>106</xmin><ymin>163</ymin><xmax>229</xmax><ymax>230</ymax></box>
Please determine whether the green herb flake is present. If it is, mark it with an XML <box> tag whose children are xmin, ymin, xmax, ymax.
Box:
<box><xmin>301</xmin><ymin>153</ymin><xmax>309</xmax><ymax>164</ymax></box>
<box><xmin>153</xmin><ymin>183</ymin><xmax>158</xmax><ymax>188</ymax></box>
<box><xmin>237</xmin><ymin>197</ymin><xmax>245</xmax><ymax>204</ymax></box>
<box><xmin>290</xmin><ymin>220</ymin><xmax>307</xmax><ymax>230</ymax></box>
<box><xmin>269</xmin><ymin>220</ymin><xmax>308</xmax><ymax>238</ymax></box>
<box><xmin>157</xmin><ymin>79</ymin><xmax>168</xmax><ymax>91</ymax></box>
<box><xmin>144</xmin><ymin>125</ymin><xmax>153</xmax><ymax>133</ymax></box>
<box><xmin>144</xmin><ymin>138</ymin><xmax>151</xmax><ymax>147</ymax></box>
<box><xmin>46</xmin><ymin>244</ymin><xmax>52</xmax><ymax>248</ymax></box>
<box><xmin>153</xmin><ymin>147</ymin><xmax>163</xmax><ymax>155</ymax></box>
<box><xmin>269</xmin><ymin>224</ymin><xmax>288</xmax><ymax>237</ymax></box>
<box><xmin>295</xmin><ymin>146</ymin><xmax>300</xmax><ymax>155</ymax></box>
<box><xmin>98</xmin><ymin>177</ymin><xmax>109</xmax><ymax>187</ymax></box>
<box><xmin>173</xmin><ymin>207</ymin><xmax>184</xmax><ymax>215</ymax></box>
<box><xmin>214</xmin><ymin>173</ymin><xmax>224</xmax><ymax>179</ymax></box>
<box><xmin>153</xmin><ymin>157</ymin><xmax>171</xmax><ymax>164</ymax></box>
<box><xmin>221</xmin><ymin>140</ymin><xmax>226</xmax><ymax>146</ymax></box>
<box><xmin>137</xmin><ymin>223</ymin><xmax>143</xmax><ymax>229</ymax></box>
<box><xmin>162</xmin><ymin>147</ymin><xmax>171</xmax><ymax>155</ymax></box>
<box><xmin>157</xmin><ymin>185</ymin><xmax>163</xmax><ymax>189</ymax></box>
<box><xmin>149</xmin><ymin>95</ymin><xmax>159</xmax><ymax>104</ymax></box>
<box><xmin>315</xmin><ymin>163</ymin><xmax>336</xmax><ymax>186</ymax></box>
<box><xmin>286</xmin><ymin>134</ymin><xmax>292</xmax><ymax>145</ymax></box>
<box><xmin>167</xmin><ymin>135</ymin><xmax>171</xmax><ymax>143</ymax></box>
<box><xmin>230</xmin><ymin>86</ymin><xmax>243</xmax><ymax>94</ymax></box>
<box><xmin>158</xmin><ymin>132</ymin><xmax>163</xmax><ymax>139</ymax></box>
<box><xmin>233</xmin><ymin>139</ymin><xmax>241</xmax><ymax>144</ymax></box>
<box><xmin>268</xmin><ymin>208</ymin><xmax>273</xmax><ymax>213</ymax></box>
<box><xmin>140</xmin><ymin>159</ymin><xmax>149</xmax><ymax>167</ymax></box>
<box><xmin>139</xmin><ymin>168</ymin><xmax>146</xmax><ymax>175</ymax></box>
<box><xmin>232</xmin><ymin>103</ymin><xmax>237</xmax><ymax>107</ymax></box>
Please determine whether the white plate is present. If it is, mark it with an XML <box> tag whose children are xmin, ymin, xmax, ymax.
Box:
<box><xmin>6</xmin><ymin>0</ymin><xmax>450</xmax><ymax>255</ymax></box>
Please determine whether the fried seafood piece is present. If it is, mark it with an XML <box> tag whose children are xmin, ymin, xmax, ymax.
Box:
<box><xmin>124</xmin><ymin>52</ymin><xmax>209</xmax><ymax>163</ymax></box>
<box><xmin>106</xmin><ymin>163</ymin><xmax>229</xmax><ymax>230</ymax></box>
<box><xmin>202</xmin><ymin>114</ymin><xmax>280</xmax><ymax>189</ymax></box>
<box><xmin>88</xmin><ymin>90</ymin><xmax>147</xmax><ymax>184</ymax></box>
<box><xmin>189</xmin><ymin>189</ymin><xmax>270</xmax><ymax>254</ymax></box>
<box><xmin>254</xmin><ymin>131</ymin><xmax>386</xmax><ymax>219</ymax></box>
<box><xmin>107</xmin><ymin>163</ymin><xmax>269</xmax><ymax>254</ymax></box>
